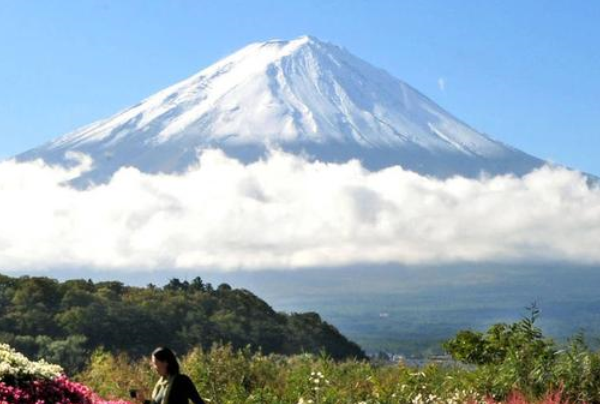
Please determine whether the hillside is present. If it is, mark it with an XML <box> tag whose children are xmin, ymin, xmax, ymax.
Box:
<box><xmin>0</xmin><ymin>273</ymin><xmax>366</xmax><ymax>373</ymax></box>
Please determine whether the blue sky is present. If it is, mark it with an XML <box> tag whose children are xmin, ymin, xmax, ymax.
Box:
<box><xmin>1</xmin><ymin>0</ymin><xmax>599</xmax><ymax>174</ymax></box>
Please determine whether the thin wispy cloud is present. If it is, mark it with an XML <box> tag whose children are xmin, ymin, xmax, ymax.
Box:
<box><xmin>1</xmin><ymin>150</ymin><xmax>599</xmax><ymax>272</ymax></box>
<box><xmin>438</xmin><ymin>77</ymin><xmax>446</xmax><ymax>92</ymax></box>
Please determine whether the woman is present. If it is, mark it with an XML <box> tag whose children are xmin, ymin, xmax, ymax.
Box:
<box><xmin>140</xmin><ymin>347</ymin><xmax>205</xmax><ymax>404</ymax></box>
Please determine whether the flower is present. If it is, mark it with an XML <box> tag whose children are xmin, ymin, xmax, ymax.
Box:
<box><xmin>0</xmin><ymin>344</ymin><xmax>63</xmax><ymax>380</ymax></box>
<box><xmin>0</xmin><ymin>344</ymin><xmax>132</xmax><ymax>404</ymax></box>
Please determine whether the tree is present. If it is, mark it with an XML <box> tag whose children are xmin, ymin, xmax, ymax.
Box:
<box><xmin>443</xmin><ymin>304</ymin><xmax>557</xmax><ymax>398</ymax></box>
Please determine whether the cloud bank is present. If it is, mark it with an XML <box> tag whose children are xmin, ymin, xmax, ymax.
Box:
<box><xmin>1</xmin><ymin>150</ymin><xmax>599</xmax><ymax>272</ymax></box>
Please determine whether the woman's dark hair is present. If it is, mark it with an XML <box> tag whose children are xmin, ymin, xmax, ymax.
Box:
<box><xmin>152</xmin><ymin>347</ymin><xmax>180</xmax><ymax>375</ymax></box>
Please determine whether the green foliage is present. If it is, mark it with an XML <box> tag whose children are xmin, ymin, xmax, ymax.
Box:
<box><xmin>552</xmin><ymin>333</ymin><xmax>600</xmax><ymax>403</ymax></box>
<box><xmin>443</xmin><ymin>304</ymin><xmax>600</xmax><ymax>403</ymax></box>
<box><xmin>78</xmin><ymin>344</ymin><xmax>476</xmax><ymax>404</ymax></box>
<box><xmin>443</xmin><ymin>304</ymin><xmax>553</xmax><ymax>366</ymax></box>
<box><xmin>0</xmin><ymin>274</ymin><xmax>365</xmax><ymax>375</ymax></box>
<box><xmin>6</xmin><ymin>270</ymin><xmax>600</xmax><ymax>404</ymax></box>
<box><xmin>77</xmin><ymin>336</ymin><xmax>600</xmax><ymax>404</ymax></box>
<box><xmin>75</xmin><ymin>348</ymin><xmax>155</xmax><ymax>399</ymax></box>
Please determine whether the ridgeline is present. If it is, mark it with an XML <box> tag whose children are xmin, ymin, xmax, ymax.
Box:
<box><xmin>0</xmin><ymin>273</ymin><xmax>366</xmax><ymax>373</ymax></box>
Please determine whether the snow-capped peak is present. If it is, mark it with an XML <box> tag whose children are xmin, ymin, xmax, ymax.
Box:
<box><xmin>19</xmin><ymin>35</ymin><xmax>543</xmax><ymax>181</ymax></box>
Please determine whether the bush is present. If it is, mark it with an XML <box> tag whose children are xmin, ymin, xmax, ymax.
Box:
<box><xmin>0</xmin><ymin>343</ymin><xmax>129</xmax><ymax>404</ymax></box>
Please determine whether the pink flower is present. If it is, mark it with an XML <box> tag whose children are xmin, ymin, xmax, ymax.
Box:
<box><xmin>0</xmin><ymin>377</ymin><xmax>133</xmax><ymax>404</ymax></box>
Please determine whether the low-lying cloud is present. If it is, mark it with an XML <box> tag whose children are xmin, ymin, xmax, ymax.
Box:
<box><xmin>1</xmin><ymin>150</ymin><xmax>599</xmax><ymax>272</ymax></box>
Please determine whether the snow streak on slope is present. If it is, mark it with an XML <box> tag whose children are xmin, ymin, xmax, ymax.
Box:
<box><xmin>18</xmin><ymin>36</ymin><xmax>543</xmax><ymax>182</ymax></box>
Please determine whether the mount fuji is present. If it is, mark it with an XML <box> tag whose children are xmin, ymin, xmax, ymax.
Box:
<box><xmin>18</xmin><ymin>35</ymin><xmax>544</xmax><ymax>182</ymax></box>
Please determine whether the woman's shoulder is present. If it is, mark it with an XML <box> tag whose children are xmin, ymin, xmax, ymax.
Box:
<box><xmin>174</xmin><ymin>373</ymin><xmax>194</xmax><ymax>385</ymax></box>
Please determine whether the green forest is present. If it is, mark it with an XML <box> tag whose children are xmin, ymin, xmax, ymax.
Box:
<box><xmin>0</xmin><ymin>273</ymin><xmax>365</xmax><ymax>373</ymax></box>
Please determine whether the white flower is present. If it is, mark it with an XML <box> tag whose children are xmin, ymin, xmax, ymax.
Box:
<box><xmin>0</xmin><ymin>343</ymin><xmax>63</xmax><ymax>380</ymax></box>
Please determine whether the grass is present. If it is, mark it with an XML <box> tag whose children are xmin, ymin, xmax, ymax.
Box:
<box><xmin>76</xmin><ymin>341</ymin><xmax>600</xmax><ymax>404</ymax></box>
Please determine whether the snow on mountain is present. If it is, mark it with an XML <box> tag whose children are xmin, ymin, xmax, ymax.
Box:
<box><xmin>17</xmin><ymin>35</ymin><xmax>544</xmax><ymax>182</ymax></box>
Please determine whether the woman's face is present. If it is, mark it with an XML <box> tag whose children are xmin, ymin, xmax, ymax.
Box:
<box><xmin>151</xmin><ymin>355</ymin><xmax>169</xmax><ymax>377</ymax></box>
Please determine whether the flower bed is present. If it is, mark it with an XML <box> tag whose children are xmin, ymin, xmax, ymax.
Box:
<box><xmin>0</xmin><ymin>344</ymin><xmax>130</xmax><ymax>404</ymax></box>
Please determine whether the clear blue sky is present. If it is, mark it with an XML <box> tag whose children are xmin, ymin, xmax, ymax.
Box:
<box><xmin>1</xmin><ymin>0</ymin><xmax>599</xmax><ymax>174</ymax></box>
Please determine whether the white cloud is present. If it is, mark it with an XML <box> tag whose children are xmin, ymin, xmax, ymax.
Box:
<box><xmin>1</xmin><ymin>150</ymin><xmax>599</xmax><ymax>272</ymax></box>
<box><xmin>438</xmin><ymin>77</ymin><xmax>446</xmax><ymax>92</ymax></box>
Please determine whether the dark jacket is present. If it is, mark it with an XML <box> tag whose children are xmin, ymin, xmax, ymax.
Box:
<box><xmin>145</xmin><ymin>374</ymin><xmax>205</xmax><ymax>404</ymax></box>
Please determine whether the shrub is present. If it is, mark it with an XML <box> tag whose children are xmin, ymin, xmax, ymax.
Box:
<box><xmin>0</xmin><ymin>343</ymin><xmax>129</xmax><ymax>404</ymax></box>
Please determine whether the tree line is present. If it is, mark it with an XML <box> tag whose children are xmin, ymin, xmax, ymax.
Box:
<box><xmin>0</xmin><ymin>273</ymin><xmax>366</xmax><ymax>373</ymax></box>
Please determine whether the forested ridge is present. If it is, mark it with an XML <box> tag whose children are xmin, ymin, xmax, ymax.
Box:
<box><xmin>0</xmin><ymin>273</ymin><xmax>366</xmax><ymax>372</ymax></box>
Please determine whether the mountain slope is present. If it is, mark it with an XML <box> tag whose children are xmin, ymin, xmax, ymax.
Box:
<box><xmin>18</xmin><ymin>35</ymin><xmax>544</xmax><ymax>182</ymax></box>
